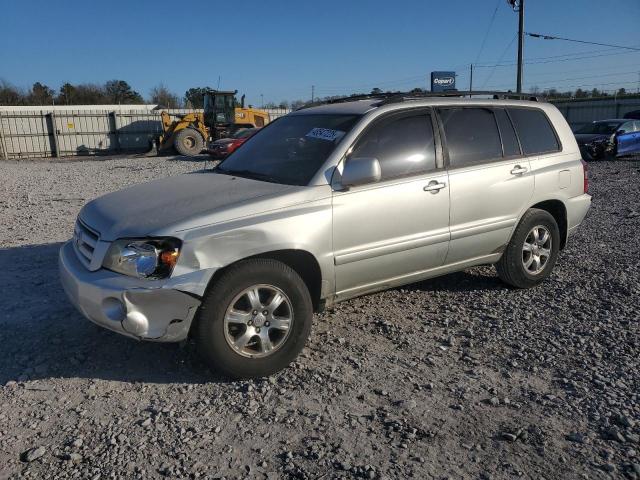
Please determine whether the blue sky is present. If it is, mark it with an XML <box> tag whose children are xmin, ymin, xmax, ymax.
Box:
<box><xmin>1</xmin><ymin>0</ymin><xmax>639</xmax><ymax>105</ymax></box>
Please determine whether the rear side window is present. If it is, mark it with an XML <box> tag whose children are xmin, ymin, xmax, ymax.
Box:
<box><xmin>350</xmin><ymin>113</ymin><xmax>436</xmax><ymax>180</ymax></box>
<box><xmin>494</xmin><ymin>109</ymin><xmax>521</xmax><ymax>157</ymax></box>
<box><xmin>508</xmin><ymin>108</ymin><xmax>560</xmax><ymax>155</ymax></box>
<box><xmin>438</xmin><ymin>108</ymin><xmax>502</xmax><ymax>167</ymax></box>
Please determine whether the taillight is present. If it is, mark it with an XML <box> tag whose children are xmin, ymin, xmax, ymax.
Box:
<box><xmin>580</xmin><ymin>159</ymin><xmax>589</xmax><ymax>194</ymax></box>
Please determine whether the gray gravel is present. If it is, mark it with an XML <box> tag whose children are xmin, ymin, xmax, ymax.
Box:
<box><xmin>0</xmin><ymin>155</ymin><xmax>639</xmax><ymax>480</ymax></box>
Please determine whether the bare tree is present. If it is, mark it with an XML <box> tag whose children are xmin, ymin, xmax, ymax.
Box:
<box><xmin>149</xmin><ymin>84</ymin><xmax>181</xmax><ymax>108</ymax></box>
<box><xmin>0</xmin><ymin>79</ymin><xmax>24</xmax><ymax>105</ymax></box>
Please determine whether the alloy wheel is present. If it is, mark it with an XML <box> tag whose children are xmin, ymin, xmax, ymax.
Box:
<box><xmin>522</xmin><ymin>225</ymin><xmax>552</xmax><ymax>275</ymax></box>
<box><xmin>223</xmin><ymin>284</ymin><xmax>294</xmax><ymax>358</ymax></box>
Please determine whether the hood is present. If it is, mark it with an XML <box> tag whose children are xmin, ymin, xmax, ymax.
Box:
<box><xmin>212</xmin><ymin>138</ymin><xmax>235</xmax><ymax>146</ymax></box>
<box><xmin>574</xmin><ymin>133</ymin><xmax>609</xmax><ymax>145</ymax></box>
<box><xmin>79</xmin><ymin>172</ymin><xmax>295</xmax><ymax>240</ymax></box>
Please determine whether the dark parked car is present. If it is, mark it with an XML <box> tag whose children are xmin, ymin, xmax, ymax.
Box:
<box><xmin>208</xmin><ymin>128</ymin><xmax>260</xmax><ymax>159</ymax></box>
<box><xmin>623</xmin><ymin>110</ymin><xmax>640</xmax><ymax>120</ymax></box>
<box><xmin>574</xmin><ymin>119</ymin><xmax>640</xmax><ymax>160</ymax></box>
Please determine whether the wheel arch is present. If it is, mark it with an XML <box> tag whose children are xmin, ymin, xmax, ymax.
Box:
<box><xmin>198</xmin><ymin>248</ymin><xmax>324</xmax><ymax>315</ymax></box>
<box><xmin>528</xmin><ymin>199</ymin><xmax>568</xmax><ymax>249</ymax></box>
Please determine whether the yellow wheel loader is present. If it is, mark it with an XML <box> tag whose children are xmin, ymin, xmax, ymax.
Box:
<box><xmin>149</xmin><ymin>90</ymin><xmax>270</xmax><ymax>156</ymax></box>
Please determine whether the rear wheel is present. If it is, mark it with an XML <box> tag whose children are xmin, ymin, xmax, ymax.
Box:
<box><xmin>195</xmin><ymin>259</ymin><xmax>313</xmax><ymax>379</ymax></box>
<box><xmin>495</xmin><ymin>208</ymin><xmax>560</xmax><ymax>288</ymax></box>
<box><xmin>174</xmin><ymin>128</ymin><xmax>204</xmax><ymax>156</ymax></box>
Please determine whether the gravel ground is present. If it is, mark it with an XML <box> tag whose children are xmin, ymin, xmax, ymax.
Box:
<box><xmin>0</xmin><ymin>155</ymin><xmax>639</xmax><ymax>480</ymax></box>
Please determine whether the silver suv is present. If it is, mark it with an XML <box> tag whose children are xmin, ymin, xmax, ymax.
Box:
<box><xmin>59</xmin><ymin>95</ymin><xmax>591</xmax><ymax>378</ymax></box>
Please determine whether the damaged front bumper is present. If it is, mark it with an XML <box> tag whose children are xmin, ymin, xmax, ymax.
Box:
<box><xmin>59</xmin><ymin>241</ymin><xmax>201</xmax><ymax>342</ymax></box>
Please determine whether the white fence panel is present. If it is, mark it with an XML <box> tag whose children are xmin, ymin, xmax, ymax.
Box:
<box><xmin>0</xmin><ymin>106</ymin><xmax>293</xmax><ymax>159</ymax></box>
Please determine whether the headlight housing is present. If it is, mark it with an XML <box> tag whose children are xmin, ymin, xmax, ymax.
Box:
<box><xmin>102</xmin><ymin>238</ymin><xmax>181</xmax><ymax>279</ymax></box>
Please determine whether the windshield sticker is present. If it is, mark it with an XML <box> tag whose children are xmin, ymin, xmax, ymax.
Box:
<box><xmin>305</xmin><ymin>128</ymin><xmax>345</xmax><ymax>142</ymax></box>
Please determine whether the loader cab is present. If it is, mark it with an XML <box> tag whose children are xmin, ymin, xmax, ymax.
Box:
<box><xmin>203</xmin><ymin>90</ymin><xmax>237</xmax><ymax>133</ymax></box>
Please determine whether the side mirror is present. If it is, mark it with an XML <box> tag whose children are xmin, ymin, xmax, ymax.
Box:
<box><xmin>617</xmin><ymin>129</ymin><xmax>626</xmax><ymax>135</ymax></box>
<box><xmin>341</xmin><ymin>157</ymin><xmax>381</xmax><ymax>187</ymax></box>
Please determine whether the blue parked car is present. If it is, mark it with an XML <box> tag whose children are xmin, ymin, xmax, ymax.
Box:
<box><xmin>574</xmin><ymin>119</ymin><xmax>640</xmax><ymax>160</ymax></box>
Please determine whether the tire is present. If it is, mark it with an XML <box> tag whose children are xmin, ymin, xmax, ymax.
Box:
<box><xmin>195</xmin><ymin>259</ymin><xmax>313</xmax><ymax>379</ymax></box>
<box><xmin>174</xmin><ymin>128</ymin><xmax>204</xmax><ymax>156</ymax></box>
<box><xmin>581</xmin><ymin>148</ymin><xmax>594</xmax><ymax>162</ymax></box>
<box><xmin>495</xmin><ymin>208</ymin><xmax>560</xmax><ymax>289</ymax></box>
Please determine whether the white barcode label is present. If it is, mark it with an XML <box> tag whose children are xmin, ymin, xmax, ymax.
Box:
<box><xmin>305</xmin><ymin>128</ymin><xmax>345</xmax><ymax>142</ymax></box>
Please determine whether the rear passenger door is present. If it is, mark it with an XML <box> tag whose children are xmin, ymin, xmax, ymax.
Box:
<box><xmin>437</xmin><ymin>106</ymin><xmax>534</xmax><ymax>264</ymax></box>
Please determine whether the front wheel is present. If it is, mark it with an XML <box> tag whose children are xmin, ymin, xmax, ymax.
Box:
<box><xmin>195</xmin><ymin>259</ymin><xmax>313</xmax><ymax>379</ymax></box>
<box><xmin>495</xmin><ymin>208</ymin><xmax>560</xmax><ymax>289</ymax></box>
<box><xmin>174</xmin><ymin>128</ymin><xmax>204</xmax><ymax>156</ymax></box>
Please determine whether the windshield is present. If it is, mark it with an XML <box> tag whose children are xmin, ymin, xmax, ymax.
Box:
<box><xmin>233</xmin><ymin>128</ymin><xmax>258</xmax><ymax>139</ymax></box>
<box><xmin>575</xmin><ymin>121</ymin><xmax>622</xmax><ymax>135</ymax></box>
<box><xmin>216</xmin><ymin>114</ymin><xmax>361</xmax><ymax>185</ymax></box>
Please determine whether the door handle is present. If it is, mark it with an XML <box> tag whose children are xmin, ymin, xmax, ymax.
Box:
<box><xmin>424</xmin><ymin>180</ymin><xmax>447</xmax><ymax>193</ymax></box>
<box><xmin>510</xmin><ymin>165</ymin><xmax>528</xmax><ymax>175</ymax></box>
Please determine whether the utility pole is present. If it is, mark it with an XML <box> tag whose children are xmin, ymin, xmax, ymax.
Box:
<box><xmin>516</xmin><ymin>0</ymin><xmax>525</xmax><ymax>93</ymax></box>
<box><xmin>311</xmin><ymin>85</ymin><xmax>315</xmax><ymax>103</ymax></box>
<box><xmin>469</xmin><ymin>64</ymin><xmax>474</xmax><ymax>97</ymax></box>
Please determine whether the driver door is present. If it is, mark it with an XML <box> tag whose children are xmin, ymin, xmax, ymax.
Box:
<box><xmin>331</xmin><ymin>110</ymin><xmax>450</xmax><ymax>299</ymax></box>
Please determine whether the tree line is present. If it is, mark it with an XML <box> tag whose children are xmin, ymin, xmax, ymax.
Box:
<box><xmin>0</xmin><ymin>80</ymin><xmax>297</xmax><ymax>109</ymax></box>
<box><xmin>2</xmin><ymin>79</ymin><xmax>635</xmax><ymax>108</ymax></box>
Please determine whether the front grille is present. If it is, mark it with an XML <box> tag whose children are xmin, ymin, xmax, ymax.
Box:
<box><xmin>73</xmin><ymin>218</ymin><xmax>100</xmax><ymax>268</ymax></box>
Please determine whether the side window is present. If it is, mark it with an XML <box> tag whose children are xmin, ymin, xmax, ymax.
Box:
<box><xmin>508</xmin><ymin>108</ymin><xmax>560</xmax><ymax>155</ymax></box>
<box><xmin>494</xmin><ymin>108</ymin><xmax>521</xmax><ymax>157</ymax></box>
<box><xmin>349</xmin><ymin>114</ymin><xmax>436</xmax><ymax>180</ymax></box>
<box><xmin>618</xmin><ymin>122</ymin><xmax>634</xmax><ymax>134</ymax></box>
<box><xmin>438</xmin><ymin>107</ymin><xmax>503</xmax><ymax>167</ymax></box>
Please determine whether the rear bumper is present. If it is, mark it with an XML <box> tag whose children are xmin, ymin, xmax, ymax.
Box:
<box><xmin>566</xmin><ymin>193</ymin><xmax>592</xmax><ymax>237</ymax></box>
<box><xmin>59</xmin><ymin>241</ymin><xmax>201</xmax><ymax>342</ymax></box>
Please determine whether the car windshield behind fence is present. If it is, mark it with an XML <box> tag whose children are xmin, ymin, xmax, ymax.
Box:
<box><xmin>575</xmin><ymin>122</ymin><xmax>622</xmax><ymax>135</ymax></box>
<box><xmin>216</xmin><ymin>114</ymin><xmax>361</xmax><ymax>185</ymax></box>
<box><xmin>233</xmin><ymin>129</ymin><xmax>257</xmax><ymax>139</ymax></box>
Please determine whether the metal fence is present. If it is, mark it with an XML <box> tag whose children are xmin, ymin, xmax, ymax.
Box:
<box><xmin>550</xmin><ymin>97</ymin><xmax>640</xmax><ymax>130</ymax></box>
<box><xmin>0</xmin><ymin>107</ymin><xmax>291</xmax><ymax>160</ymax></box>
<box><xmin>3</xmin><ymin>98</ymin><xmax>639</xmax><ymax>159</ymax></box>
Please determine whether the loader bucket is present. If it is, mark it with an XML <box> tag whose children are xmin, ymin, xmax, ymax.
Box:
<box><xmin>144</xmin><ymin>138</ymin><xmax>159</xmax><ymax>156</ymax></box>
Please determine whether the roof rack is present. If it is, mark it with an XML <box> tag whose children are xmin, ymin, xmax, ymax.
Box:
<box><xmin>297</xmin><ymin>92</ymin><xmax>398</xmax><ymax>110</ymax></box>
<box><xmin>379</xmin><ymin>90</ymin><xmax>540</xmax><ymax>104</ymax></box>
<box><xmin>297</xmin><ymin>90</ymin><xmax>539</xmax><ymax>110</ymax></box>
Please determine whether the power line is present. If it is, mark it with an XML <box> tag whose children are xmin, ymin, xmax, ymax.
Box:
<box><xmin>526</xmin><ymin>33</ymin><xmax>640</xmax><ymax>52</ymax></box>
<box><xmin>485</xmin><ymin>79</ymin><xmax>640</xmax><ymax>91</ymax></box>
<box><xmin>309</xmin><ymin>42</ymin><xmax>640</xmax><ymax>99</ymax></box>
<box><xmin>475</xmin><ymin>0</ymin><xmax>501</xmax><ymax>65</ymax></box>
<box><xmin>487</xmin><ymin>69</ymin><xmax>640</xmax><ymax>88</ymax></box>
<box><xmin>476</xmin><ymin>47</ymin><xmax>640</xmax><ymax>68</ymax></box>
<box><xmin>481</xmin><ymin>33</ymin><xmax>518</xmax><ymax>89</ymax></box>
<box><xmin>475</xmin><ymin>45</ymin><xmax>631</xmax><ymax>66</ymax></box>
<box><xmin>523</xmin><ymin>65</ymin><xmax>640</xmax><ymax>79</ymax></box>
